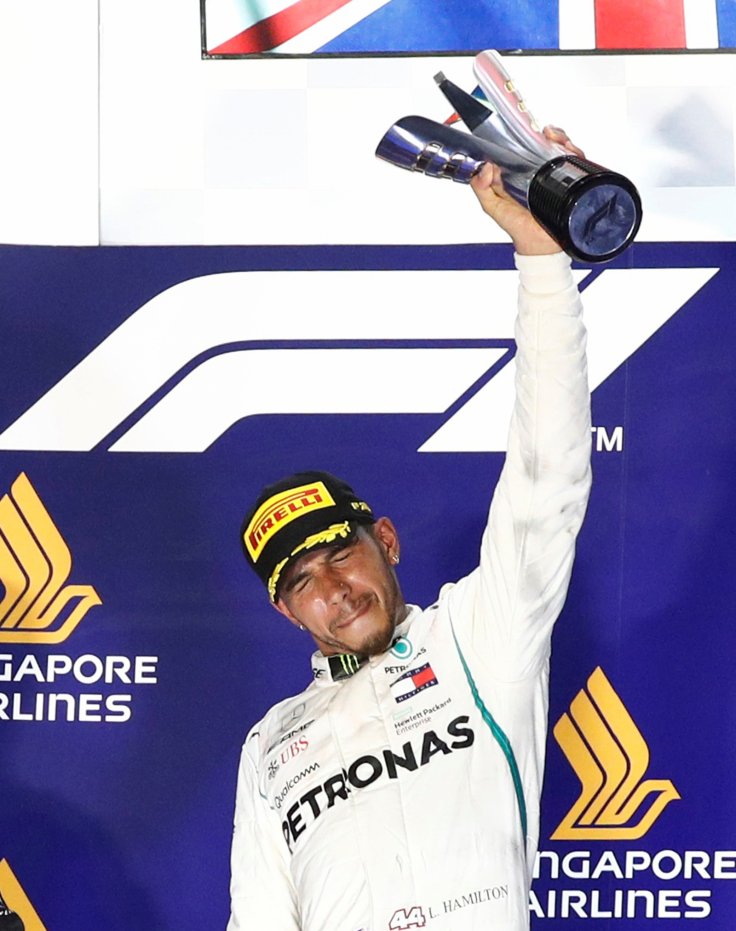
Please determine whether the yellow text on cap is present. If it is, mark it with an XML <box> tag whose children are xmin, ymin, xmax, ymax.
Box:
<box><xmin>244</xmin><ymin>481</ymin><xmax>336</xmax><ymax>562</ymax></box>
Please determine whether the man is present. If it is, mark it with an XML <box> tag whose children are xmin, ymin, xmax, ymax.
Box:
<box><xmin>228</xmin><ymin>129</ymin><xmax>592</xmax><ymax>930</ymax></box>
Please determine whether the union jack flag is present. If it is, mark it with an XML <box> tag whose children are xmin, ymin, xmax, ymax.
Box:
<box><xmin>203</xmin><ymin>0</ymin><xmax>736</xmax><ymax>56</ymax></box>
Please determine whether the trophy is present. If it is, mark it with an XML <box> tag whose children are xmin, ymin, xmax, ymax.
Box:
<box><xmin>375</xmin><ymin>51</ymin><xmax>642</xmax><ymax>264</ymax></box>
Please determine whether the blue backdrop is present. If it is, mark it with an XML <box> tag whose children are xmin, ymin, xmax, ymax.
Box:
<box><xmin>0</xmin><ymin>241</ymin><xmax>734</xmax><ymax>928</ymax></box>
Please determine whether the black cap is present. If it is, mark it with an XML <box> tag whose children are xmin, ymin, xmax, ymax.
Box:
<box><xmin>241</xmin><ymin>471</ymin><xmax>375</xmax><ymax>602</ymax></box>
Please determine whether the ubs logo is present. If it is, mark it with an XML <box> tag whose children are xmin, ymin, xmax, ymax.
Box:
<box><xmin>0</xmin><ymin>474</ymin><xmax>101</xmax><ymax>644</ymax></box>
<box><xmin>552</xmin><ymin>667</ymin><xmax>680</xmax><ymax>840</ymax></box>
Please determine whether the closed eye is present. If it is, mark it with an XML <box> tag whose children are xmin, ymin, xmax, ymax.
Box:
<box><xmin>286</xmin><ymin>571</ymin><xmax>311</xmax><ymax>594</ymax></box>
<box><xmin>330</xmin><ymin>545</ymin><xmax>355</xmax><ymax>564</ymax></box>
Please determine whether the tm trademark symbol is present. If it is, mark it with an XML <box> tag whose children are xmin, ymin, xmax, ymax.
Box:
<box><xmin>591</xmin><ymin>426</ymin><xmax>624</xmax><ymax>453</ymax></box>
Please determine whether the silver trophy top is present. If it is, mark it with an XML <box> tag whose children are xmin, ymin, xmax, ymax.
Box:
<box><xmin>375</xmin><ymin>50</ymin><xmax>643</xmax><ymax>263</ymax></box>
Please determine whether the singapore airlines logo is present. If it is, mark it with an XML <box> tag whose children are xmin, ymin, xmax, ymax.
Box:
<box><xmin>552</xmin><ymin>667</ymin><xmax>679</xmax><ymax>840</ymax></box>
<box><xmin>0</xmin><ymin>265</ymin><xmax>718</xmax><ymax>453</ymax></box>
<box><xmin>0</xmin><ymin>473</ymin><xmax>101</xmax><ymax>644</ymax></box>
<box><xmin>0</xmin><ymin>858</ymin><xmax>47</xmax><ymax>930</ymax></box>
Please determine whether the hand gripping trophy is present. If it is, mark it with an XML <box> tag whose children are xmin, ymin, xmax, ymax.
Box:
<box><xmin>375</xmin><ymin>50</ymin><xmax>642</xmax><ymax>264</ymax></box>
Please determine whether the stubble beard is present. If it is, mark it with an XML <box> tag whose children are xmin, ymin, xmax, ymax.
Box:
<box><xmin>353</xmin><ymin>619</ymin><xmax>397</xmax><ymax>657</ymax></box>
<box><xmin>327</xmin><ymin>595</ymin><xmax>404</xmax><ymax>658</ymax></box>
<box><xmin>324</xmin><ymin>612</ymin><xmax>395</xmax><ymax>657</ymax></box>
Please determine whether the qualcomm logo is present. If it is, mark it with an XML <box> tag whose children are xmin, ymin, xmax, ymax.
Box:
<box><xmin>552</xmin><ymin>667</ymin><xmax>680</xmax><ymax>841</ymax></box>
<box><xmin>0</xmin><ymin>473</ymin><xmax>101</xmax><ymax>644</ymax></box>
<box><xmin>0</xmin><ymin>266</ymin><xmax>718</xmax><ymax>454</ymax></box>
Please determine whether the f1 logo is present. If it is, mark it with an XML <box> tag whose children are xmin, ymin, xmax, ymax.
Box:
<box><xmin>0</xmin><ymin>266</ymin><xmax>717</xmax><ymax>454</ymax></box>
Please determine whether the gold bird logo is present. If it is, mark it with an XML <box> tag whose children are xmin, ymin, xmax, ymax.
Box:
<box><xmin>0</xmin><ymin>858</ymin><xmax>47</xmax><ymax>930</ymax></box>
<box><xmin>0</xmin><ymin>473</ymin><xmax>101</xmax><ymax>644</ymax></box>
<box><xmin>552</xmin><ymin>667</ymin><xmax>680</xmax><ymax>840</ymax></box>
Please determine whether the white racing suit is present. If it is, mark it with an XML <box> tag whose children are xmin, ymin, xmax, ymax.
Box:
<box><xmin>228</xmin><ymin>251</ymin><xmax>592</xmax><ymax>931</ymax></box>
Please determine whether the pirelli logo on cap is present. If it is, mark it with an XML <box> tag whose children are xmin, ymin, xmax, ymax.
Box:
<box><xmin>245</xmin><ymin>482</ymin><xmax>335</xmax><ymax>562</ymax></box>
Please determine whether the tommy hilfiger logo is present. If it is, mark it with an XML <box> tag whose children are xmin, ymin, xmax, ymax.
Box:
<box><xmin>552</xmin><ymin>667</ymin><xmax>680</xmax><ymax>840</ymax></box>
<box><xmin>390</xmin><ymin>663</ymin><xmax>438</xmax><ymax>704</ymax></box>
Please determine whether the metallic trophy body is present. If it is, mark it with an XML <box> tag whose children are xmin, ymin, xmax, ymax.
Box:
<box><xmin>375</xmin><ymin>51</ymin><xmax>642</xmax><ymax>263</ymax></box>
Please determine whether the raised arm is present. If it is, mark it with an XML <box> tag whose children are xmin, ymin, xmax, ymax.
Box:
<box><xmin>447</xmin><ymin>129</ymin><xmax>592</xmax><ymax>680</ymax></box>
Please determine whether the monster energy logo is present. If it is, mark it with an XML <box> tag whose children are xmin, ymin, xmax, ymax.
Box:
<box><xmin>328</xmin><ymin>653</ymin><xmax>366</xmax><ymax>680</ymax></box>
<box><xmin>340</xmin><ymin>655</ymin><xmax>360</xmax><ymax>675</ymax></box>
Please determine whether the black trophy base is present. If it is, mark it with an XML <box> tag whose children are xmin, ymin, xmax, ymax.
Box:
<box><xmin>528</xmin><ymin>155</ymin><xmax>642</xmax><ymax>264</ymax></box>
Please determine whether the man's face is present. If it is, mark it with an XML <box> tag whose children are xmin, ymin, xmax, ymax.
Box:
<box><xmin>274</xmin><ymin>518</ymin><xmax>405</xmax><ymax>657</ymax></box>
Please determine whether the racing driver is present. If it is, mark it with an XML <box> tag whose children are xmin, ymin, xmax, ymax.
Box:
<box><xmin>228</xmin><ymin>128</ymin><xmax>592</xmax><ymax>931</ymax></box>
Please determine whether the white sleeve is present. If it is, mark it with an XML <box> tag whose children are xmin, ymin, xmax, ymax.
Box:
<box><xmin>227</xmin><ymin>733</ymin><xmax>301</xmax><ymax>931</ymax></box>
<box><xmin>447</xmin><ymin>251</ymin><xmax>592</xmax><ymax>681</ymax></box>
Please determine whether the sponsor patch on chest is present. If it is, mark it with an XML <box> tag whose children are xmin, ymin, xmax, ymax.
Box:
<box><xmin>390</xmin><ymin>662</ymin><xmax>438</xmax><ymax>703</ymax></box>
